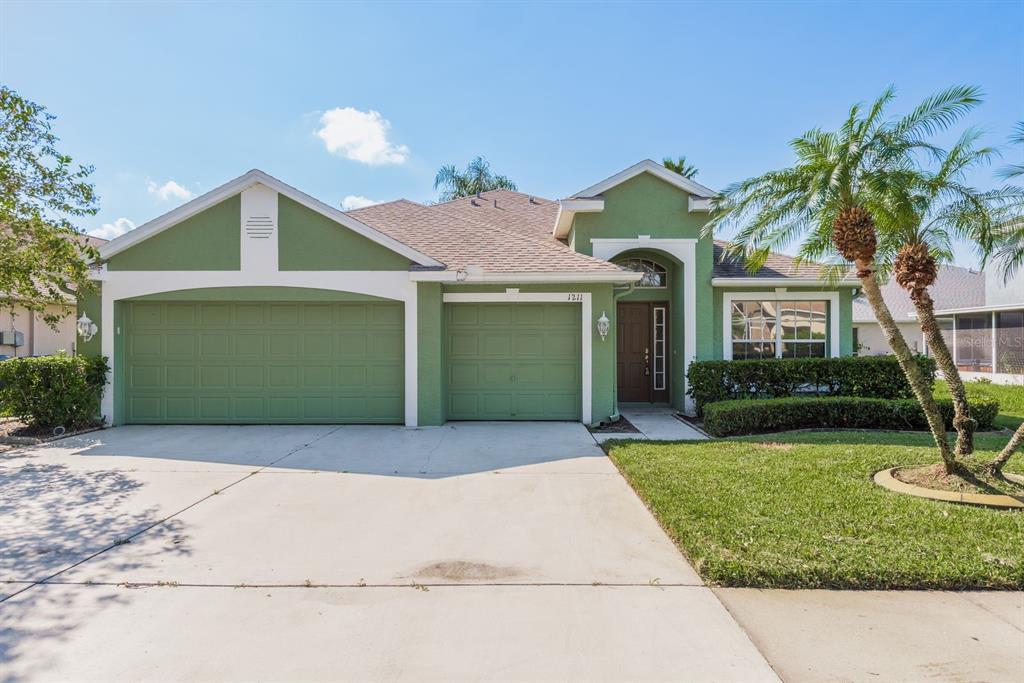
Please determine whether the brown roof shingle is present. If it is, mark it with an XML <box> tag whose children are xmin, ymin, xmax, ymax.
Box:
<box><xmin>349</xmin><ymin>190</ymin><xmax>624</xmax><ymax>273</ymax></box>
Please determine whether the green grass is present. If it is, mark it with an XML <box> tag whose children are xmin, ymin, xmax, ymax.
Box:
<box><xmin>935</xmin><ymin>379</ymin><xmax>1024</xmax><ymax>429</ymax></box>
<box><xmin>607</xmin><ymin>430</ymin><xmax>1024</xmax><ymax>590</ymax></box>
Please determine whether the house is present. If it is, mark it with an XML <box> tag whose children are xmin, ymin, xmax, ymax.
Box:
<box><xmin>77</xmin><ymin>160</ymin><xmax>856</xmax><ymax>426</ymax></box>
<box><xmin>1</xmin><ymin>235</ymin><xmax>108</xmax><ymax>358</ymax></box>
<box><xmin>851</xmin><ymin>265</ymin><xmax>984</xmax><ymax>356</ymax></box>
<box><xmin>929</xmin><ymin>267</ymin><xmax>1024</xmax><ymax>384</ymax></box>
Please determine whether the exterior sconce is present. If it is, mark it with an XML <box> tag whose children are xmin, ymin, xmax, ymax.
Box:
<box><xmin>597</xmin><ymin>311</ymin><xmax>610</xmax><ymax>341</ymax></box>
<box><xmin>77</xmin><ymin>313</ymin><xmax>98</xmax><ymax>342</ymax></box>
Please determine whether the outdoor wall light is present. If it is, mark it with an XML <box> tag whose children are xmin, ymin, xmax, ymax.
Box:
<box><xmin>76</xmin><ymin>313</ymin><xmax>98</xmax><ymax>342</ymax></box>
<box><xmin>597</xmin><ymin>311</ymin><xmax>610</xmax><ymax>341</ymax></box>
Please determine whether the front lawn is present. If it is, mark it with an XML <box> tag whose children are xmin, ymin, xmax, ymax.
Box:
<box><xmin>934</xmin><ymin>379</ymin><xmax>1024</xmax><ymax>429</ymax></box>
<box><xmin>607</xmin><ymin>430</ymin><xmax>1023</xmax><ymax>589</ymax></box>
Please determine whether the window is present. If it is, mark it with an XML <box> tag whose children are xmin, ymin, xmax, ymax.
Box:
<box><xmin>731</xmin><ymin>299</ymin><xmax>828</xmax><ymax>359</ymax></box>
<box><xmin>617</xmin><ymin>258</ymin><xmax>667</xmax><ymax>288</ymax></box>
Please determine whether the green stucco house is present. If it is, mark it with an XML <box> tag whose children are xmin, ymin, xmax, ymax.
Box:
<box><xmin>79</xmin><ymin>160</ymin><xmax>856</xmax><ymax>427</ymax></box>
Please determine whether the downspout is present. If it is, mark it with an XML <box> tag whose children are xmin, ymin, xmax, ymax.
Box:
<box><xmin>605</xmin><ymin>282</ymin><xmax>637</xmax><ymax>423</ymax></box>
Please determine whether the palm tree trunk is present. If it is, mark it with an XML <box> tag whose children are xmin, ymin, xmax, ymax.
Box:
<box><xmin>911</xmin><ymin>289</ymin><xmax>975</xmax><ymax>456</ymax></box>
<box><xmin>989</xmin><ymin>422</ymin><xmax>1024</xmax><ymax>475</ymax></box>
<box><xmin>858</xmin><ymin>263</ymin><xmax>957</xmax><ymax>472</ymax></box>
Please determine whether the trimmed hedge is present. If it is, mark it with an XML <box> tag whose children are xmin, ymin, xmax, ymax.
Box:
<box><xmin>0</xmin><ymin>353</ymin><xmax>109</xmax><ymax>430</ymax></box>
<box><xmin>687</xmin><ymin>355</ymin><xmax>937</xmax><ymax>415</ymax></box>
<box><xmin>702</xmin><ymin>396</ymin><xmax>1000</xmax><ymax>437</ymax></box>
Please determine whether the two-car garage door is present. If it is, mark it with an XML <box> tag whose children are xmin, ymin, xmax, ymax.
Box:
<box><xmin>124</xmin><ymin>301</ymin><xmax>404</xmax><ymax>424</ymax></box>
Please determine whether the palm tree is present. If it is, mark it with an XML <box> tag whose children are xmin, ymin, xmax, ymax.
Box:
<box><xmin>663</xmin><ymin>156</ymin><xmax>699</xmax><ymax>179</ymax></box>
<box><xmin>987</xmin><ymin>121</ymin><xmax>1024</xmax><ymax>474</ymax></box>
<box><xmin>433</xmin><ymin>156</ymin><xmax>517</xmax><ymax>202</ymax></box>
<box><xmin>871</xmin><ymin>129</ymin><xmax>1023</xmax><ymax>457</ymax></box>
<box><xmin>705</xmin><ymin>85</ymin><xmax>983</xmax><ymax>473</ymax></box>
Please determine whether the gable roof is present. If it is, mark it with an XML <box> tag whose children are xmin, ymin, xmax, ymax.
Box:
<box><xmin>349</xmin><ymin>190</ymin><xmax>629</xmax><ymax>275</ymax></box>
<box><xmin>852</xmin><ymin>265</ymin><xmax>985</xmax><ymax>323</ymax></box>
<box><xmin>98</xmin><ymin>169</ymin><xmax>443</xmax><ymax>267</ymax></box>
<box><xmin>568</xmin><ymin>159</ymin><xmax>717</xmax><ymax>200</ymax></box>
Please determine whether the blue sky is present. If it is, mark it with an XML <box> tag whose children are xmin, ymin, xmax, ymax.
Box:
<box><xmin>2</xmin><ymin>0</ymin><xmax>1021</xmax><ymax>266</ymax></box>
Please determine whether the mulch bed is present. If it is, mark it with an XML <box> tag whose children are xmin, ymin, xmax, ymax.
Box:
<box><xmin>0</xmin><ymin>417</ymin><xmax>104</xmax><ymax>445</ymax></box>
<box><xmin>894</xmin><ymin>462</ymin><xmax>1024</xmax><ymax>497</ymax></box>
<box><xmin>589</xmin><ymin>415</ymin><xmax>641</xmax><ymax>434</ymax></box>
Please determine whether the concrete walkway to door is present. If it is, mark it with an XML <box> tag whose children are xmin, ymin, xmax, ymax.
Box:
<box><xmin>593</xmin><ymin>404</ymin><xmax>708</xmax><ymax>441</ymax></box>
<box><xmin>0</xmin><ymin>422</ymin><xmax>774</xmax><ymax>682</ymax></box>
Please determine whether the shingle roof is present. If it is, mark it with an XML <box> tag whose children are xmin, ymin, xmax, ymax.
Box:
<box><xmin>348</xmin><ymin>190</ymin><xmax>624</xmax><ymax>273</ymax></box>
<box><xmin>350</xmin><ymin>190</ymin><xmax>843</xmax><ymax>281</ymax></box>
<box><xmin>711</xmin><ymin>242</ymin><xmax>841</xmax><ymax>280</ymax></box>
<box><xmin>851</xmin><ymin>265</ymin><xmax>985</xmax><ymax>322</ymax></box>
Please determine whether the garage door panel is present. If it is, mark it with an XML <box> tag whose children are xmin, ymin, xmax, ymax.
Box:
<box><xmin>125</xmin><ymin>301</ymin><xmax>403</xmax><ymax>424</ymax></box>
<box><xmin>445</xmin><ymin>303</ymin><xmax>581</xmax><ymax>421</ymax></box>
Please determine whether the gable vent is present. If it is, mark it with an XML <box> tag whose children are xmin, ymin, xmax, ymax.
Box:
<box><xmin>244</xmin><ymin>215</ymin><xmax>275</xmax><ymax>239</ymax></box>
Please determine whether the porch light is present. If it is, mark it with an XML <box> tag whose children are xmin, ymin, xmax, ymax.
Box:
<box><xmin>76</xmin><ymin>313</ymin><xmax>98</xmax><ymax>342</ymax></box>
<box><xmin>597</xmin><ymin>311</ymin><xmax>610</xmax><ymax>341</ymax></box>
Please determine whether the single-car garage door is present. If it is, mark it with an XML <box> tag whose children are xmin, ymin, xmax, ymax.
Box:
<box><xmin>124</xmin><ymin>300</ymin><xmax>404</xmax><ymax>423</ymax></box>
<box><xmin>445</xmin><ymin>303</ymin><xmax>581</xmax><ymax>420</ymax></box>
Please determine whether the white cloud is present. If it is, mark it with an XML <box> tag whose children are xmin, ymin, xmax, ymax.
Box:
<box><xmin>315</xmin><ymin>107</ymin><xmax>409</xmax><ymax>165</ymax></box>
<box><xmin>91</xmin><ymin>217</ymin><xmax>136</xmax><ymax>240</ymax></box>
<box><xmin>147</xmin><ymin>179</ymin><xmax>194</xmax><ymax>202</ymax></box>
<box><xmin>341</xmin><ymin>195</ymin><xmax>381</xmax><ymax>210</ymax></box>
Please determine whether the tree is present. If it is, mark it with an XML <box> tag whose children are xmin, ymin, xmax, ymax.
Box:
<box><xmin>986</xmin><ymin>121</ymin><xmax>1024</xmax><ymax>474</ymax></box>
<box><xmin>1</xmin><ymin>86</ymin><xmax>99</xmax><ymax>326</ymax></box>
<box><xmin>871</xmin><ymin>129</ymin><xmax>1023</xmax><ymax>457</ymax></box>
<box><xmin>663</xmin><ymin>156</ymin><xmax>699</xmax><ymax>179</ymax></box>
<box><xmin>705</xmin><ymin>86</ymin><xmax>984</xmax><ymax>473</ymax></box>
<box><xmin>433</xmin><ymin>156</ymin><xmax>517</xmax><ymax>202</ymax></box>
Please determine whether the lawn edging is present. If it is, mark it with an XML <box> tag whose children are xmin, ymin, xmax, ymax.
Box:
<box><xmin>873</xmin><ymin>467</ymin><xmax>1024</xmax><ymax>510</ymax></box>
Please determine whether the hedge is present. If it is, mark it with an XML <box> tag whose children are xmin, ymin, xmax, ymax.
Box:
<box><xmin>702</xmin><ymin>396</ymin><xmax>1000</xmax><ymax>437</ymax></box>
<box><xmin>687</xmin><ymin>355</ymin><xmax>937</xmax><ymax>414</ymax></box>
<box><xmin>0</xmin><ymin>353</ymin><xmax>109</xmax><ymax>430</ymax></box>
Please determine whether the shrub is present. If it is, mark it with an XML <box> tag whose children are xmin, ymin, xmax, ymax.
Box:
<box><xmin>687</xmin><ymin>355</ymin><xmax>937</xmax><ymax>414</ymax></box>
<box><xmin>702</xmin><ymin>396</ymin><xmax>999</xmax><ymax>437</ymax></box>
<box><xmin>0</xmin><ymin>353</ymin><xmax>109</xmax><ymax>430</ymax></box>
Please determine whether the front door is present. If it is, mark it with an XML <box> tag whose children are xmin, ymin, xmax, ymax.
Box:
<box><xmin>616</xmin><ymin>302</ymin><xmax>670</xmax><ymax>403</ymax></box>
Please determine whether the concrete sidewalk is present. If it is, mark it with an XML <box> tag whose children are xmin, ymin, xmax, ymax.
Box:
<box><xmin>716</xmin><ymin>588</ymin><xmax>1024</xmax><ymax>683</ymax></box>
<box><xmin>593</xmin><ymin>404</ymin><xmax>708</xmax><ymax>442</ymax></box>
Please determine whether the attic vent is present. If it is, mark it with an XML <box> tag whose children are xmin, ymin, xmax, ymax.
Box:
<box><xmin>245</xmin><ymin>215</ymin><xmax>275</xmax><ymax>239</ymax></box>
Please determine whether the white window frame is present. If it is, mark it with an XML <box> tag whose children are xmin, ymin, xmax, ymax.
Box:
<box><xmin>615</xmin><ymin>257</ymin><xmax>668</xmax><ymax>289</ymax></box>
<box><xmin>722</xmin><ymin>291</ymin><xmax>840</xmax><ymax>360</ymax></box>
<box><xmin>652</xmin><ymin>305</ymin><xmax>667</xmax><ymax>391</ymax></box>
<box><xmin>441</xmin><ymin>290</ymin><xmax>593</xmax><ymax>424</ymax></box>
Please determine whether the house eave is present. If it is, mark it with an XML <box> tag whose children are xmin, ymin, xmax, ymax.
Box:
<box><xmin>711</xmin><ymin>277</ymin><xmax>857</xmax><ymax>287</ymax></box>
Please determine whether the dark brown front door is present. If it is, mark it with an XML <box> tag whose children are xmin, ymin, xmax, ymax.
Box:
<box><xmin>616</xmin><ymin>302</ymin><xmax>670</xmax><ymax>403</ymax></box>
<box><xmin>617</xmin><ymin>302</ymin><xmax>651</xmax><ymax>402</ymax></box>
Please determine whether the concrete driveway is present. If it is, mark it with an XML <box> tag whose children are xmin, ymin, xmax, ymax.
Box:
<box><xmin>0</xmin><ymin>423</ymin><xmax>777</xmax><ymax>682</ymax></box>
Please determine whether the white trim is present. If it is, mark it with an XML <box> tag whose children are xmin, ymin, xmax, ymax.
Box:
<box><xmin>98</xmin><ymin>169</ymin><xmax>444</xmax><ymax>268</ymax></box>
<box><xmin>722</xmin><ymin>291</ymin><xmax>841</xmax><ymax>360</ymax></box>
<box><xmin>569</xmin><ymin>159</ymin><xmax>717</xmax><ymax>201</ymax></box>
<box><xmin>442</xmin><ymin>291</ymin><xmax>593</xmax><ymax>424</ymax></box>
<box><xmin>99</xmin><ymin>270</ymin><xmax>418</xmax><ymax>427</ymax></box>
<box><xmin>459</xmin><ymin>271</ymin><xmax>642</xmax><ymax>284</ymax></box>
<box><xmin>408</xmin><ymin>270</ymin><xmax>462</xmax><ymax>282</ymax></box>
<box><xmin>591</xmin><ymin>237</ymin><xmax>698</xmax><ymax>414</ymax></box>
<box><xmin>932</xmin><ymin>302</ymin><xmax>1024</xmax><ymax>315</ymax></box>
<box><xmin>712</xmin><ymin>277</ymin><xmax>856</xmax><ymax>287</ymax></box>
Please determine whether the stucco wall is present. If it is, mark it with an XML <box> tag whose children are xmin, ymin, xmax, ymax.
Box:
<box><xmin>1</xmin><ymin>304</ymin><xmax>78</xmax><ymax>357</ymax></box>
<box><xmin>853</xmin><ymin>322</ymin><xmax>923</xmax><ymax>356</ymax></box>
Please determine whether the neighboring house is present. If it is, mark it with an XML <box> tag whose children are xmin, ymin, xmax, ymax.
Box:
<box><xmin>1</xmin><ymin>235</ymin><xmax>108</xmax><ymax>358</ymax></box>
<box><xmin>851</xmin><ymin>265</ymin><xmax>984</xmax><ymax>356</ymax></box>
<box><xmin>930</xmin><ymin>267</ymin><xmax>1024</xmax><ymax>384</ymax></box>
<box><xmin>79</xmin><ymin>160</ymin><xmax>857</xmax><ymax>426</ymax></box>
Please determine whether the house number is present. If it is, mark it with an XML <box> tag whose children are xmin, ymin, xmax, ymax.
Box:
<box><xmin>566</xmin><ymin>293</ymin><xmax>583</xmax><ymax>302</ymax></box>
